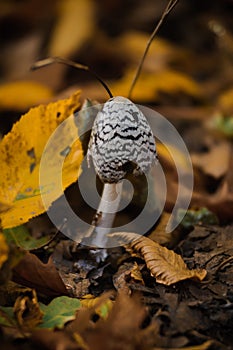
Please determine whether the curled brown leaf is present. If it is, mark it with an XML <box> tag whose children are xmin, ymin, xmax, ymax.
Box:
<box><xmin>131</xmin><ymin>236</ymin><xmax>207</xmax><ymax>285</ymax></box>
<box><xmin>110</xmin><ymin>233</ymin><xmax>207</xmax><ymax>286</ymax></box>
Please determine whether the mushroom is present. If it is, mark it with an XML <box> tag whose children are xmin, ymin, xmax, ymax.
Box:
<box><xmin>87</xmin><ymin>96</ymin><xmax>157</xmax><ymax>247</ymax></box>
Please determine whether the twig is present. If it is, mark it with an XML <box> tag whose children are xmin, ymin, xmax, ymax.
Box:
<box><xmin>31</xmin><ymin>56</ymin><xmax>113</xmax><ymax>98</ymax></box>
<box><xmin>128</xmin><ymin>0</ymin><xmax>179</xmax><ymax>99</ymax></box>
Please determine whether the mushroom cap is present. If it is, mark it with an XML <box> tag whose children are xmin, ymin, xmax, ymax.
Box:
<box><xmin>87</xmin><ymin>96</ymin><xmax>157</xmax><ymax>183</ymax></box>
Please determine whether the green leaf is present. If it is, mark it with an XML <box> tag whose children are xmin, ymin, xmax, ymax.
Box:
<box><xmin>0</xmin><ymin>306</ymin><xmax>16</xmax><ymax>327</ymax></box>
<box><xmin>209</xmin><ymin>113</ymin><xmax>233</xmax><ymax>138</ymax></box>
<box><xmin>177</xmin><ymin>207</ymin><xmax>219</xmax><ymax>230</ymax></box>
<box><xmin>39</xmin><ymin>296</ymin><xmax>81</xmax><ymax>329</ymax></box>
<box><xmin>3</xmin><ymin>225</ymin><xmax>53</xmax><ymax>250</ymax></box>
<box><xmin>98</xmin><ymin>301</ymin><xmax>112</xmax><ymax>319</ymax></box>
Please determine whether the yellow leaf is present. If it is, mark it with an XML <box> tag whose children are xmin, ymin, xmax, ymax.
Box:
<box><xmin>0</xmin><ymin>81</ymin><xmax>53</xmax><ymax>111</ymax></box>
<box><xmin>81</xmin><ymin>294</ymin><xmax>114</xmax><ymax>319</ymax></box>
<box><xmin>218</xmin><ymin>87</ymin><xmax>233</xmax><ymax>113</ymax></box>
<box><xmin>117</xmin><ymin>31</ymin><xmax>189</xmax><ymax>71</ymax></box>
<box><xmin>111</xmin><ymin>69</ymin><xmax>202</xmax><ymax>103</ymax></box>
<box><xmin>0</xmin><ymin>201</ymin><xmax>11</xmax><ymax>214</ymax></box>
<box><xmin>110</xmin><ymin>233</ymin><xmax>207</xmax><ymax>286</ymax></box>
<box><xmin>49</xmin><ymin>0</ymin><xmax>95</xmax><ymax>57</ymax></box>
<box><xmin>73</xmin><ymin>333</ymin><xmax>89</xmax><ymax>350</ymax></box>
<box><xmin>0</xmin><ymin>91</ymin><xmax>83</xmax><ymax>228</ymax></box>
<box><xmin>157</xmin><ymin>142</ymin><xmax>191</xmax><ymax>172</ymax></box>
<box><xmin>0</xmin><ymin>233</ymin><xmax>9</xmax><ymax>269</ymax></box>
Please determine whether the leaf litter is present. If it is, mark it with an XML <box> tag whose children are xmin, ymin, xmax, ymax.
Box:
<box><xmin>0</xmin><ymin>1</ymin><xmax>233</xmax><ymax>349</ymax></box>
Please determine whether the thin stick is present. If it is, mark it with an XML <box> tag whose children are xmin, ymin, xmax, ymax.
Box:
<box><xmin>31</xmin><ymin>56</ymin><xmax>113</xmax><ymax>99</ymax></box>
<box><xmin>128</xmin><ymin>0</ymin><xmax>179</xmax><ymax>100</ymax></box>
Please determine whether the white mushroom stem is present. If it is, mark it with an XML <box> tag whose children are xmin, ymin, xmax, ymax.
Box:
<box><xmin>91</xmin><ymin>181</ymin><xmax>123</xmax><ymax>247</ymax></box>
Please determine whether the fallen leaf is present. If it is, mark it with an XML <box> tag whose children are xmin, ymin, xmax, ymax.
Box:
<box><xmin>3</xmin><ymin>225</ymin><xmax>54</xmax><ymax>250</ymax></box>
<box><xmin>134</xmin><ymin>237</ymin><xmax>207</xmax><ymax>285</ymax></box>
<box><xmin>0</xmin><ymin>81</ymin><xmax>53</xmax><ymax>111</ymax></box>
<box><xmin>111</xmin><ymin>68</ymin><xmax>202</xmax><ymax>103</ymax></box>
<box><xmin>111</xmin><ymin>233</ymin><xmax>207</xmax><ymax>285</ymax></box>
<box><xmin>131</xmin><ymin>235</ymin><xmax>207</xmax><ymax>285</ymax></box>
<box><xmin>157</xmin><ymin>134</ymin><xmax>233</xmax><ymax>223</ymax></box>
<box><xmin>12</xmin><ymin>251</ymin><xmax>68</xmax><ymax>296</ymax></box>
<box><xmin>49</xmin><ymin>0</ymin><xmax>95</xmax><ymax>57</ymax></box>
<box><xmin>0</xmin><ymin>306</ymin><xmax>16</xmax><ymax>328</ymax></box>
<box><xmin>80</xmin><ymin>294</ymin><xmax>114</xmax><ymax>319</ymax></box>
<box><xmin>191</xmin><ymin>145</ymin><xmax>233</xmax><ymax>222</ymax></box>
<box><xmin>113</xmin><ymin>262</ymin><xmax>144</xmax><ymax>294</ymax></box>
<box><xmin>0</xmin><ymin>201</ymin><xmax>11</xmax><ymax>214</ymax></box>
<box><xmin>71</xmin><ymin>293</ymin><xmax>147</xmax><ymax>350</ymax></box>
<box><xmin>0</xmin><ymin>233</ymin><xmax>9</xmax><ymax>269</ymax></box>
<box><xmin>0</xmin><ymin>90</ymin><xmax>83</xmax><ymax>228</ymax></box>
<box><xmin>39</xmin><ymin>296</ymin><xmax>81</xmax><ymax>329</ymax></box>
<box><xmin>218</xmin><ymin>87</ymin><xmax>233</xmax><ymax>114</ymax></box>
<box><xmin>191</xmin><ymin>141</ymin><xmax>231</xmax><ymax>179</ymax></box>
<box><xmin>116</xmin><ymin>31</ymin><xmax>190</xmax><ymax>72</ymax></box>
<box><xmin>13</xmin><ymin>289</ymin><xmax>43</xmax><ymax>331</ymax></box>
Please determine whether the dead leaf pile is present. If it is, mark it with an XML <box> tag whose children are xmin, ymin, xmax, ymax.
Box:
<box><xmin>0</xmin><ymin>1</ymin><xmax>233</xmax><ymax>349</ymax></box>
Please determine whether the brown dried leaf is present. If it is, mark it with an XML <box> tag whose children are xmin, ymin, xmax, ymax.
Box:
<box><xmin>110</xmin><ymin>232</ymin><xmax>206</xmax><ymax>285</ymax></box>
<box><xmin>191</xmin><ymin>145</ymin><xmax>233</xmax><ymax>222</ymax></box>
<box><xmin>13</xmin><ymin>289</ymin><xmax>43</xmax><ymax>331</ymax></box>
<box><xmin>157</xmin><ymin>134</ymin><xmax>233</xmax><ymax>223</ymax></box>
<box><xmin>113</xmin><ymin>262</ymin><xmax>144</xmax><ymax>294</ymax></box>
<box><xmin>73</xmin><ymin>293</ymin><xmax>147</xmax><ymax>350</ymax></box>
<box><xmin>191</xmin><ymin>141</ymin><xmax>231</xmax><ymax>179</ymax></box>
<box><xmin>130</xmin><ymin>235</ymin><xmax>207</xmax><ymax>285</ymax></box>
<box><xmin>12</xmin><ymin>251</ymin><xmax>68</xmax><ymax>296</ymax></box>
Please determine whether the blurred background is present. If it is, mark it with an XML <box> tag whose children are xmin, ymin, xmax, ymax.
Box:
<box><xmin>0</xmin><ymin>0</ymin><xmax>233</xmax><ymax>134</ymax></box>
